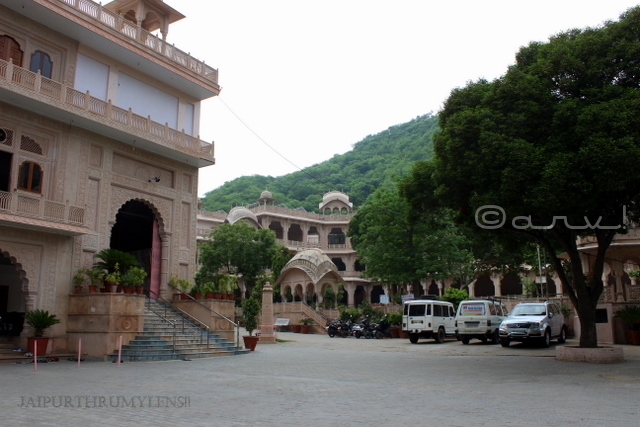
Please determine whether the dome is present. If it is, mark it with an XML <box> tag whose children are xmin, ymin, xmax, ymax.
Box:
<box><xmin>226</xmin><ymin>206</ymin><xmax>260</xmax><ymax>226</ymax></box>
<box><xmin>318</xmin><ymin>191</ymin><xmax>353</xmax><ymax>210</ymax></box>
<box><xmin>278</xmin><ymin>249</ymin><xmax>340</xmax><ymax>285</ymax></box>
<box><xmin>260</xmin><ymin>190</ymin><xmax>273</xmax><ymax>200</ymax></box>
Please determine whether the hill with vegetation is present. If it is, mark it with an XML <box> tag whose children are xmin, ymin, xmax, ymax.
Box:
<box><xmin>200</xmin><ymin>113</ymin><xmax>439</xmax><ymax>212</ymax></box>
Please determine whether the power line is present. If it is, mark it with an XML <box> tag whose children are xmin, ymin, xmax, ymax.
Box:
<box><xmin>216</xmin><ymin>96</ymin><xmax>335</xmax><ymax>192</ymax></box>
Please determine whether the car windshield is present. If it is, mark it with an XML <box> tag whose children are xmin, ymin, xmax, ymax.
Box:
<box><xmin>511</xmin><ymin>304</ymin><xmax>546</xmax><ymax>316</ymax></box>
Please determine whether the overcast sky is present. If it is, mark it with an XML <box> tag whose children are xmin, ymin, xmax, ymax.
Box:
<box><xmin>167</xmin><ymin>1</ymin><xmax>640</xmax><ymax>197</ymax></box>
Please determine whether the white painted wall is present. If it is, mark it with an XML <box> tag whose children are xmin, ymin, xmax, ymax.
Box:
<box><xmin>74</xmin><ymin>53</ymin><xmax>109</xmax><ymax>101</ymax></box>
<box><xmin>116</xmin><ymin>72</ymin><xmax>179</xmax><ymax>129</ymax></box>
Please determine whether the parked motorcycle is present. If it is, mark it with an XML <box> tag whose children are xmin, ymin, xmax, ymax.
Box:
<box><xmin>374</xmin><ymin>317</ymin><xmax>391</xmax><ymax>339</ymax></box>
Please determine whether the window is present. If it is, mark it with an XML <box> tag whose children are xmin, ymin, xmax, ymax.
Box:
<box><xmin>17</xmin><ymin>161</ymin><xmax>42</xmax><ymax>193</ymax></box>
<box><xmin>0</xmin><ymin>35</ymin><xmax>23</xmax><ymax>66</ymax></box>
<box><xmin>29</xmin><ymin>51</ymin><xmax>52</xmax><ymax>78</ymax></box>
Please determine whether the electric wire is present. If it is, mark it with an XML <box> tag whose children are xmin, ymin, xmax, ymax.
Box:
<box><xmin>216</xmin><ymin>96</ymin><xmax>335</xmax><ymax>192</ymax></box>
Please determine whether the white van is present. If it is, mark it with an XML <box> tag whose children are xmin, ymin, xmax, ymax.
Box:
<box><xmin>402</xmin><ymin>298</ymin><xmax>456</xmax><ymax>344</ymax></box>
<box><xmin>455</xmin><ymin>299</ymin><xmax>508</xmax><ymax>344</ymax></box>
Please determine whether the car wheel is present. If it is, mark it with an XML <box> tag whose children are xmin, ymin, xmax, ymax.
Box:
<box><xmin>409</xmin><ymin>333</ymin><xmax>419</xmax><ymax>344</ymax></box>
<box><xmin>558</xmin><ymin>326</ymin><xmax>567</xmax><ymax>344</ymax></box>
<box><xmin>542</xmin><ymin>329</ymin><xmax>551</xmax><ymax>348</ymax></box>
<box><xmin>435</xmin><ymin>327</ymin><xmax>445</xmax><ymax>344</ymax></box>
<box><xmin>491</xmin><ymin>329</ymin><xmax>500</xmax><ymax>344</ymax></box>
<box><xmin>500</xmin><ymin>338</ymin><xmax>510</xmax><ymax>347</ymax></box>
<box><xmin>461</xmin><ymin>336</ymin><xmax>470</xmax><ymax>345</ymax></box>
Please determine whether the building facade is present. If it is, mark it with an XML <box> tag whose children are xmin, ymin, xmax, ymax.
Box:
<box><xmin>0</xmin><ymin>0</ymin><xmax>216</xmax><ymax>353</ymax></box>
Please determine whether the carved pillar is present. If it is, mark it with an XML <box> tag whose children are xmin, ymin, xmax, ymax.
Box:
<box><xmin>160</xmin><ymin>232</ymin><xmax>171</xmax><ymax>298</ymax></box>
<box><xmin>436</xmin><ymin>281</ymin><xmax>444</xmax><ymax>297</ymax></box>
<box><xmin>468</xmin><ymin>279</ymin><xmax>476</xmax><ymax>298</ymax></box>
<box><xmin>259</xmin><ymin>282</ymin><xmax>276</xmax><ymax>343</ymax></box>
<box><xmin>611</xmin><ymin>260</ymin><xmax>627</xmax><ymax>302</ymax></box>
<box><xmin>491</xmin><ymin>273</ymin><xmax>502</xmax><ymax>297</ymax></box>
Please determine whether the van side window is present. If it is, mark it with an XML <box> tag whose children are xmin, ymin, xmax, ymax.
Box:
<box><xmin>434</xmin><ymin>305</ymin><xmax>442</xmax><ymax>317</ymax></box>
<box><xmin>409</xmin><ymin>304</ymin><xmax>426</xmax><ymax>316</ymax></box>
<box><xmin>489</xmin><ymin>303</ymin><xmax>497</xmax><ymax>315</ymax></box>
<box><xmin>426</xmin><ymin>304</ymin><xmax>431</xmax><ymax>316</ymax></box>
<box><xmin>449</xmin><ymin>306</ymin><xmax>455</xmax><ymax>317</ymax></box>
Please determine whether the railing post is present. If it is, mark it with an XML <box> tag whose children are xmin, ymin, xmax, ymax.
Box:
<box><xmin>85</xmin><ymin>91</ymin><xmax>91</xmax><ymax>110</ymax></box>
<box><xmin>6</xmin><ymin>58</ymin><xmax>13</xmax><ymax>82</ymax></box>
<box><xmin>34</xmin><ymin>70</ymin><xmax>42</xmax><ymax>93</ymax></box>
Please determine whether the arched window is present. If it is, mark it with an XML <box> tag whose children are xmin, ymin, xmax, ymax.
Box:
<box><xmin>0</xmin><ymin>35</ymin><xmax>23</xmax><ymax>66</ymax></box>
<box><xmin>30</xmin><ymin>51</ymin><xmax>52</xmax><ymax>78</ymax></box>
<box><xmin>17</xmin><ymin>161</ymin><xmax>42</xmax><ymax>193</ymax></box>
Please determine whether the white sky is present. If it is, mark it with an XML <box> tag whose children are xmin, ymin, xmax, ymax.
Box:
<box><xmin>167</xmin><ymin>1</ymin><xmax>640</xmax><ymax>197</ymax></box>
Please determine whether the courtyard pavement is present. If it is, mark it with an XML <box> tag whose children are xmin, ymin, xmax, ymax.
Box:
<box><xmin>1</xmin><ymin>332</ymin><xmax>639</xmax><ymax>427</ymax></box>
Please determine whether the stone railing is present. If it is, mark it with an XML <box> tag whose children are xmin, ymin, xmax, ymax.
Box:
<box><xmin>0</xmin><ymin>190</ymin><xmax>85</xmax><ymax>226</ymax></box>
<box><xmin>58</xmin><ymin>0</ymin><xmax>218</xmax><ymax>85</ymax></box>
<box><xmin>0</xmin><ymin>59</ymin><xmax>213</xmax><ymax>161</ymax></box>
<box><xmin>250</xmin><ymin>204</ymin><xmax>355</xmax><ymax>221</ymax></box>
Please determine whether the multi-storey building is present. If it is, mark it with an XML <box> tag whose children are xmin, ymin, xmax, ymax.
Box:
<box><xmin>0</xmin><ymin>0</ymin><xmax>217</xmax><ymax>354</ymax></box>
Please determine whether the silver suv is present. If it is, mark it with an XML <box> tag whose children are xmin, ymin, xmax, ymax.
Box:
<box><xmin>499</xmin><ymin>301</ymin><xmax>567</xmax><ymax>348</ymax></box>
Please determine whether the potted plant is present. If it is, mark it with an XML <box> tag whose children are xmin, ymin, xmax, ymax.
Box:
<box><xmin>25</xmin><ymin>309</ymin><xmax>60</xmax><ymax>356</ymax></box>
<box><xmin>219</xmin><ymin>274</ymin><xmax>238</xmax><ymax>300</ymax></box>
<box><xmin>121</xmin><ymin>266</ymin><xmax>147</xmax><ymax>294</ymax></box>
<box><xmin>299</xmin><ymin>317</ymin><xmax>314</xmax><ymax>334</ymax></box>
<box><xmin>103</xmin><ymin>263</ymin><xmax>121</xmax><ymax>292</ymax></box>
<box><xmin>190</xmin><ymin>283</ymin><xmax>203</xmax><ymax>300</ymax></box>
<box><xmin>93</xmin><ymin>248</ymin><xmax>138</xmax><ymax>275</ymax></box>
<box><xmin>177</xmin><ymin>278</ymin><xmax>192</xmax><ymax>300</ymax></box>
<box><xmin>615</xmin><ymin>305</ymin><xmax>640</xmax><ymax>345</ymax></box>
<box><xmin>203</xmin><ymin>282</ymin><xmax>216</xmax><ymax>299</ymax></box>
<box><xmin>242</xmin><ymin>297</ymin><xmax>261</xmax><ymax>351</ymax></box>
<box><xmin>72</xmin><ymin>268</ymin><xmax>87</xmax><ymax>294</ymax></box>
<box><xmin>86</xmin><ymin>268</ymin><xmax>102</xmax><ymax>293</ymax></box>
<box><xmin>388</xmin><ymin>311</ymin><xmax>403</xmax><ymax>338</ymax></box>
<box><xmin>628</xmin><ymin>270</ymin><xmax>640</xmax><ymax>285</ymax></box>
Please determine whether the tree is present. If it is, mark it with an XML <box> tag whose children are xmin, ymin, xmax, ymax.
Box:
<box><xmin>198</xmin><ymin>221</ymin><xmax>278</xmax><ymax>298</ymax></box>
<box><xmin>348</xmin><ymin>185</ymin><xmax>475</xmax><ymax>296</ymax></box>
<box><xmin>427</xmin><ymin>7</ymin><xmax>640</xmax><ymax>348</ymax></box>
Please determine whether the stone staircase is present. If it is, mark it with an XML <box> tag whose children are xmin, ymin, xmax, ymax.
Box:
<box><xmin>0</xmin><ymin>340</ymin><xmax>30</xmax><ymax>364</ymax></box>
<box><xmin>108</xmin><ymin>302</ymin><xmax>250</xmax><ymax>362</ymax></box>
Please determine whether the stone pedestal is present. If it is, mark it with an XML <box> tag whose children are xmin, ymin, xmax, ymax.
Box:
<box><xmin>66</xmin><ymin>294</ymin><xmax>145</xmax><ymax>357</ymax></box>
<box><xmin>259</xmin><ymin>282</ymin><xmax>276</xmax><ymax>343</ymax></box>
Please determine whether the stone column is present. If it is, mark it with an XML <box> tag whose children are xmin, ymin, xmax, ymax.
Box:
<box><xmin>611</xmin><ymin>260</ymin><xmax>627</xmax><ymax>303</ymax></box>
<box><xmin>490</xmin><ymin>273</ymin><xmax>502</xmax><ymax>297</ymax></box>
<box><xmin>259</xmin><ymin>282</ymin><xmax>276</xmax><ymax>343</ymax></box>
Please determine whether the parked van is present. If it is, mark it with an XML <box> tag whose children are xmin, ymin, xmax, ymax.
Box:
<box><xmin>455</xmin><ymin>299</ymin><xmax>508</xmax><ymax>344</ymax></box>
<box><xmin>402</xmin><ymin>298</ymin><xmax>456</xmax><ymax>344</ymax></box>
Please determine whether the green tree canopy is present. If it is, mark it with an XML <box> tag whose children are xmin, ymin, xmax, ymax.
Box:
<box><xmin>348</xmin><ymin>185</ymin><xmax>474</xmax><ymax>296</ymax></box>
<box><xmin>197</xmin><ymin>222</ymin><xmax>279</xmax><ymax>297</ymax></box>
<box><xmin>426</xmin><ymin>7</ymin><xmax>640</xmax><ymax>348</ymax></box>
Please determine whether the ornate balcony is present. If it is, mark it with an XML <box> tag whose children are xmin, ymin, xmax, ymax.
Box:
<box><xmin>0</xmin><ymin>59</ymin><xmax>214</xmax><ymax>166</ymax></box>
<box><xmin>0</xmin><ymin>190</ymin><xmax>87</xmax><ymax>236</ymax></box>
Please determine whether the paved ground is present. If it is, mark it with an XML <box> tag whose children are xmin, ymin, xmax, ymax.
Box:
<box><xmin>1</xmin><ymin>332</ymin><xmax>639</xmax><ymax>427</ymax></box>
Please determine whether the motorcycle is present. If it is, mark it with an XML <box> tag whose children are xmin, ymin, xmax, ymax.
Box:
<box><xmin>374</xmin><ymin>317</ymin><xmax>391</xmax><ymax>339</ymax></box>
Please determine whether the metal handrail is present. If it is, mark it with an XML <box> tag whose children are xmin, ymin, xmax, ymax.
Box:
<box><xmin>169</xmin><ymin>285</ymin><xmax>241</xmax><ymax>348</ymax></box>
<box><xmin>170</xmin><ymin>304</ymin><xmax>210</xmax><ymax>348</ymax></box>
<box><xmin>145</xmin><ymin>299</ymin><xmax>177</xmax><ymax>355</ymax></box>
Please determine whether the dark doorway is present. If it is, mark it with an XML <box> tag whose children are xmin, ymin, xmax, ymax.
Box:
<box><xmin>110</xmin><ymin>200</ymin><xmax>156</xmax><ymax>293</ymax></box>
<box><xmin>0</xmin><ymin>252</ymin><xmax>25</xmax><ymax>336</ymax></box>
<box><xmin>0</xmin><ymin>150</ymin><xmax>11</xmax><ymax>192</ymax></box>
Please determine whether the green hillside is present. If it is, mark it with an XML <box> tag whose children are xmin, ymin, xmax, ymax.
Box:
<box><xmin>200</xmin><ymin>113</ymin><xmax>439</xmax><ymax>212</ymax></box>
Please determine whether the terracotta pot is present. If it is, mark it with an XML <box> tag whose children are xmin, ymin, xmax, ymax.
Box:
<box><xmin>292</xmin><ymin>324</ymin><xmax>302</xmax><ymax>333</ymax></box>
<box><xmin>399</xmin><ymin>330</ymin><xmax>410</xmax><ymax>339</ymax></box>
<box><xmin>227</xmin><ymin>293</ymin><xmax>235</xmax><ymax>300</ymax></box>
<box><xmin>28</xmin><ymin>337</ymin><xmax>49</xmax><ymax>356</ymax></box>
<box><xmin>205</xmin><ymin>292</ymin><xmax>214</xmax><ymax>299</ymax></box>
<box><xmin>135</xmin><ymin>285</ymin><xmax>144</xmax><ymax>294</ymax></box>
<box><xmin>300</xmin><ymin>325</ymin><xmax>311</xmax><ymax>334</ymax></box>
<box><xmin>88</xmin><ymin>285</ymin><xmax>98</xmax><ymax>294</ymax></box>
<box><xmin>243</xmin><ymin>335</ymin><xmax>259</xmax><ymax>351</ymax></box>
<box><xmin>213</xmin><ymin>292</ymin><xmax>222</xmax><ymax>299</ymax></box>
<box><xmin>180</xmin><ymin>294</ymin><xmax>189</xmax><ymax>300</ymax></box>
<box><xmin>74</xmin><ymin>286</ymin><xmax>83</xmax><ymax>294</ymax></box>
<box><xmin>123</xmin><ymin>287</ymin><xmax>134</xmax><ymax>294</ymax></box>
<box><xmin>626</xmin><ymin>329</ymin><xmax>640</xmax><ymax>345</ymax></box>
<box><xmin>390</xmin><ymin>326</ymin><xmax>401</xmax><ymax>338</ymax></box>
<box><xmin>193</xmin><ymin>293</ymin><xmax>202</xmax><ymax>300</ymax></box>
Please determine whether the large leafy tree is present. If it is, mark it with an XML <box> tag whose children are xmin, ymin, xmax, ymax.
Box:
<box><xmin>348</xmin><ymin>186</ymin><xmax>474</xmax><ymax>297</ymax></box>
<box><xmin>198</xmin><ymin>222</ymin><xmax>279</xmax><ymax>297</ymax></box>
<box><xmin>428</xmin><ymin>7</ymin><xmax>640</xmax><ymax>348</ymax></box>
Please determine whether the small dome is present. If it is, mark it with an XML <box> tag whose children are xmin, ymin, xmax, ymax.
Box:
<box><xmin>278</xmin><ymin>249</ymin><xmax>340</xmax><ymax>285</ymax></box>
<box><xmin>319</xmin><ymin>191</ymin><xmax>353</xmax><ymax>210</ymax></box>
<box><xmin>260</xmin><ymin>190</ymin><xmax>273</xmax><ymax>199</ymax></box>
<box><xmin>226</xmin><ymin>206</ymin><xmax>259</xmax><ymax>226</ymax></box>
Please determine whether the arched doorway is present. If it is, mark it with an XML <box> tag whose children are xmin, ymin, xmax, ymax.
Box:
<box><xmin>0</xmin><ymin>251</ymin><xmax>26</xmax><ymax>337</ymax></box>
<box><xmin>110</xmin><ymin>200</ymin><xmax>161</xmax><ymax>297</ymax></box>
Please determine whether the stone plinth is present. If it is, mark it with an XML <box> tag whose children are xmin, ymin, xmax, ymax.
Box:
<box><xmin>173</xmin><ymin>299</ymin><xmax>236</xmax><ymax>343</ymax></box>
<box><xmin>556</xmin><ymin>345</ymin><xmax>624</xmax><ymax>363</ymax></box>
<box><xmin>66</xmin><ymin>294</ymin><xmax>145</xmax><ymax>357</ymax></box>
<box><xmin>259</xmin><ymin>282</ymin><xmax>276</xmax><ymax>343</ymax></box>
